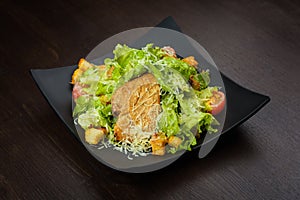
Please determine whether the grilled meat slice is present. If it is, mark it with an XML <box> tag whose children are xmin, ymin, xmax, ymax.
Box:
<box><xmin>111</xmin><ymin>73</ymin><xmax>161</xmax><ymax>139</ymax></box>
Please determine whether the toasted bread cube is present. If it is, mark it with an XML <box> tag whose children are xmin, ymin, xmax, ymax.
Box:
<box><xmin>106</xmin><ymin>66</ymin><xmax>115</xmax><ymax>78</ymax></box>
<box><xmin>96</xmin><ymin>65</ymin><xmax>107</xmax><ymax>71</ymax></box>
<box><xmin>71</xmin><ymin>68</ymin><xmax>83</xmax><ymax>84</ymax></box>
<box><xmin>85</xmin><ymin>128</ymin><xmax>106</xmax><ymax>145</ymax></box>
<box><xmin>189</xmin><ymin>75</ymin><xmax>200</xmax><ymax>90</ymax></box>
<box><xmin>152</xmin><ymin>146</ymin><xmax>166</xmax><ymax>156</ymax></box>
<box><xmin>168</xmin><ymin>136</ymin><xmax>182</xmax><ymax>148</ymax></box>
<box><xmin>114</xmin><ymin>125</ymin><xmax>124</xmax><ymax>141</ymax></box>
<box><xmin>182</xmin><ymin>56</ymin><xmax>198</xmax><ymax>68</ymax></box>
<box><xmin>150</xmin><ymin>133</ymin><xmax>167</xmax><ymax>156</ymax></box>
<box><xmin>78</xmin><ymin>58</ymin><xmax>94</xmax><ymax>72</ymax></box>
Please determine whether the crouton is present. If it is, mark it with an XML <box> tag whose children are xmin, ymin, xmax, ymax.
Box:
<box><xmin>96</xmin><ymin>65</ymin><xmax>106</xmax><ymax>71</ymax></box>
<box><xmin>182</xmin><ymin>56</ymin><xmax>198</xmax><ymax>68</ymax></box>
<box><xmin>152</xmin><ymin>146</ymin><xmax>165</xmax><ymax>156</ymax></box>
<box><xmin>189</xmin><ymin>75</ymin><xmax>201</xmax><ymax>90</ymax></box>
<box><xmin>72</xmin><ymin>59</ymin><xmax>107</xmax><ymax>84</ymax></box>
<box><xmin>71</xmin><ymin>68</ymin><xmax>83</xmax><ymax>84</ymax></box>
<box><xmin>150</xmin><ymin>133</ymin><xmax>167</xmax><ymax>156</ymax></box>
<box><xmin>85</xmin><ymin>128</ymin><xmax>106</xmax><ymax>145</ymax></box>
<box><xmin>106</xmin><ymin>66</ymin><xmax>115</xmax><ymax>78</ymax></box>
<box><xmin>78</xmin><ymin>58</ymin><xmax>94</xmax><ymax>71</ymax></box>
<box><xmin>114</xmin><ymin>124</ymin><xmax>124</xmax><ymax>141</ymax></box>
<box><xmin>168</xmin><ymin>136</ymin><xmax>182</xmax><ymax>148</ymax></box>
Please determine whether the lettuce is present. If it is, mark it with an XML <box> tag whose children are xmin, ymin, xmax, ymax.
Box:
<box><xmin>77</xmin><ymin>109</ymin><xmax>100</xmax><ymax>130</ymax></box>
<box><xmin>146</xmin><ymin>63</ymin><xmax>191</xmax><ymax>94</ymax></box>
<box><xmin>76</xmin><ymin>98</ymin><xmax>114</xmax><ymax>130</ymax></box>
<box><xmin>146</xmin><ymin>63</ymin><xmax>218</xmax><ymax>150</ymax></box>
<box><xmin>96</xmin><ymin>80</ymin><xmax>116</xmax><ymax>95</ymax></box>
<box><xmin>160</xmin><ymin>56</ymin><xmax>197</xmax><ymax>80</ymax></box>
<box><xmin>73</xmin><ymin>96</ymin><xmax>91</xmax><ymax>117</ymax></box>
<box><xmin>113</xmin><ymin>44</ymin><xmax>133</xmax><ymax>64</ymax></box>
<box><xmin>158</xmin><ymin>94</ymin><xmax>180</xmax><ymax>137</ymax></box>
<box><xmin>116</xmin><ymin>63</ymin><xmax>147</xmax><ymax>88</ymax></box>
<box><xmin>195</xmin><ymin>86</ymin><xmax>218</xmax><ymax>112</ymax></box>
<box><xmin>73</xmin><ymin>43</ymin><xmax>221</xmax><ymax>153</ymax></box>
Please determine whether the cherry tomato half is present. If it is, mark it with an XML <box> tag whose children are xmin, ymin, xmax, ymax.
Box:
<box><xmin>161</xmin><ymin>46</ymin><xmax>177</xmax><ymax>58</ymax></box>
<box><xmin>210</xmin><ymin>91</ymin><xmax>226</xmax><ymax>115</ymax></box>
<box><xmin>72</xmin><ymin>83</ymin><xmax>85</xmax><ymax>100</ymax></box>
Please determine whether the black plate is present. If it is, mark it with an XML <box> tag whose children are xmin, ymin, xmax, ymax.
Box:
<box><xmin>30</xmin><ymin>16</ymin><xmax>270</xmax><ymax>172</ymax></box>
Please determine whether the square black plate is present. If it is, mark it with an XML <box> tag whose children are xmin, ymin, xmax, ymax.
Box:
<box><xmin>30</xmin><ymin>17</ymin><xmax>270</xmax><ymax>172</ymax></box>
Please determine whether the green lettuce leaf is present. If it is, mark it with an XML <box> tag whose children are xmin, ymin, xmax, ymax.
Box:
<box><xmin>158</xmin><ymin>94</ymin><xmax>180</xmax><ymax>137</ymax></box>
<box><xmin>73</xmin><ymin>43</ymin><xmax>222</xmax><ymax>154</ymax></box>
<box><xmin>160</xmin><ymin>56</ymin><xmax>197</xmax><ymax>80</ymax></box>
<box><xmin>192</xmin><ymin>70</ymin><xmax>210</xmax><ymax>90</ymax></box>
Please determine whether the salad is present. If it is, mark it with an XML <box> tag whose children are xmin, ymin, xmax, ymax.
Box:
<box><xmin>71</xmin><ymin>44</ymin><xmax>225</xmax><ymax>157</ymax></box>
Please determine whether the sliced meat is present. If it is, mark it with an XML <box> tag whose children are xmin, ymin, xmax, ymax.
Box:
<box><xmin>111</xmin><ymin>73</ymin><xmax>161</xmax><ymax>139</ymax></box>
<box><xmin>129</xmin><ymin>83</ymin><xmax>160</xmax><ymax>132</ymax></box>
<box><xmin>111</xmin><ymin>73</ymin><xmax>158</xmax><ymax>116</ymax></box>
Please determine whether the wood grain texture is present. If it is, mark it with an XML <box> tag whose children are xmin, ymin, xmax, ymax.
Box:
<box><xmin>0</xmin><ymin>0</ymin><xmax>299</xmax><ymax>199</ymax></box>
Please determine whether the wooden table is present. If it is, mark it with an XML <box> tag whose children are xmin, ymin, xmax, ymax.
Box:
<box><xmin>1</xmin><ymin>0</ymin><xmax>299</xmax><ymax>199</ymax></box>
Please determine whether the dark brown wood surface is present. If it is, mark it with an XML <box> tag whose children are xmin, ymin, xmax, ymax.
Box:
<box><xmin>1</xmin><ymin>0</ymin><xmax>299</xmax><ymax>199</ymax></box>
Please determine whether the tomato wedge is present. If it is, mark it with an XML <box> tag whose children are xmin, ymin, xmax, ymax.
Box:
<box><xmin>72</xmin><ymin>83</ymin><xmax>86</xmax><ymax>100</ymax></box>
<box><xmin>161</xmin><ymin>46</ymin><xmax>177</xmax><ymax>58</ymax></box>
<box><xmin>209</xmin><ymin>91</ymin><xmax>226</xmax><ymax>115</ymax></box>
